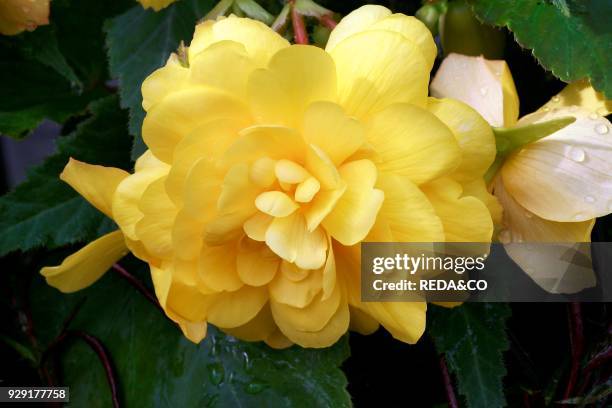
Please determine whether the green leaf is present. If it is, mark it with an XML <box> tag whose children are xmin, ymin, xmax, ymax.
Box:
<box><xmin>0</xmin><ymin>0</ymin><xmax>131</xmax><ymax>139</ymax></box>
<box><xmin>429</xmin><ymin>303</ymin><xmax>511</xmax><ymax>408</ymax></box>
<box><xmin>0</xmin><ymin>96</ymin><xmax>132</xmax><ymax>256</ymax></box>
<box><xmin>30</xmin><ymin>258</ymin><xmax>351</xmax><ymax>407</ymax></box>
<box><xmin>468</xmin><ymin>0</ymin><xmax>612</xmax><ymax>98</ymax></box>
<box><xmin>105</xmin><ymin>0</ymin><xmax>216</xmax><ymax>160</ymax></box>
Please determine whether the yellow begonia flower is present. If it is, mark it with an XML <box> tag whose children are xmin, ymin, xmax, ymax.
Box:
<box><xmin>41</xmin><ymin>6</ymin><xmax>496</xmax><ymax>348</ymax></box>
<box><xmin>0</xmin><ymin>0</ymin><xmax>49</xmax><ymax>35</ymax></box>
<box><xmin>137</xmin><ymin>0</ymin><xmax>177</xmax><ymax>12</ymax></box>
<box><xmin>432</xmin><ymin>53</ymin><xmax>612</xmax><ymax>293</ymax></box>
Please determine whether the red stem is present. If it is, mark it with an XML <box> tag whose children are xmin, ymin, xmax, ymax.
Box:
<box><xmin>290</xmin><ymin>2</ymin><xmax>308</xmax><ymax>44</ymax></box>
<box><xmin>43</xmin><ymin>331</ymin><xmax>120</xmax><ymax>408</ymax></box>
<box><xmin>319</xmin><ymin>14</ymin><xmax>337</xmax><ymax>29</ymax></box>
<box><xmin>112</xmin><ymin>263</ymin><xmax>163</xmax><ymax>313</ymax></box>
<box><xmin>564</xmin><ymin>302</ymin><xmax>584</xmax><ymax>399</ymax></box>
<box><xmin>439</xmin><ymin>355</ymin><xmax>459</xmax><ymax>408</ymax></box>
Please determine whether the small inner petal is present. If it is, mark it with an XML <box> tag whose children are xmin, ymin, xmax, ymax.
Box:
<box><xmin>295</xmin><ymin>177</ymin><xmax>321</xmax><ymax>203</ymax></box>
<box><xmin>255</xmin><ymin>191</ymin><xmax>299</xmax><ymax>217</ymax></box>
<box><xmin>250</xmin><ymin>157</ymin><xmax>276</xmax><ymax>188</ymax></box>
<box><xmin>275</xmin><ymin>159</ymin><xmax>310</xmax><ymax>184</ymax></box>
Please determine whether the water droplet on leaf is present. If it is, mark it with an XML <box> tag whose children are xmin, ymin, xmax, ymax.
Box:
<box><xmin>208</xmin><ymin>363</ymin><xmax>225</xmax><ymax>385</ymax></box>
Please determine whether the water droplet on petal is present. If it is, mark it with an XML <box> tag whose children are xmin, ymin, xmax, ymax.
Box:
<box><xmin>584</xmin><ymin>195</ymin><xmax>595</xmax><ymax>203</ymax></box>
<box><xmin>542</xmin><ymin>106</ymin><xmax>550</xmax><ymax>112</ymax></box>
<box><xmin>567</xmin><ymin>147</ymin><xmax>586</xmax><ymax>162</ymax></box>
<box><xmin>524</xmin><ymin>211</ymin><xmax>533</xmax><ymax>219</ymax></box>
<box><xmin>596</xmin><ymin>107</ymin><xmax>607</xmax><ymax>116</ymax></box>
<box><xmin>479</xmin><ymin>87</ymin><xmax>488</xmax><ymax>96</ymax></box>
<box><xmin>595</xmin><ymin>124</ymin><xmax>609</xmax><ymax>135</ymax></box>
<box><xmin>574</xmin><ymin>213</ymin><xmax>586</xmax><ymax>221</ymax></box>
<box><xmin>552</xmin><ymin>95</ymin><xmax>560</xmax><ymax>103</ymax></box>
<box><xmin>589</xmin><ymin>112</ymin><xmax>599</xmax><ymax>120</ymax></box>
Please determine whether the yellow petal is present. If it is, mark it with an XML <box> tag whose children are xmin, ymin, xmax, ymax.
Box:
<box><xmin>295</xmin><ymin>177</ymin><xmax>320</xmax><ymax>203</ymax></box>
<box><xmin>365</xmin><ymin>103</ymin><xmax>461</xmax><ymax>184</ymax></box>
<box><xmin>60</xmin><ymin>159</ymin><xmax>129</xmax><ymax>219</ymax></box>
<box><xmin>199</xmin><ymin>241</ymin><xmax>243</xmax><ymax>292</ymax></box>
<box><xmin>301</xmin><ymin>101</ymin><xmax>366</xmax><ymax>166</ymax></box>
<box><xmin>265</xmin><ymin>213</ymin><xmax>328</xmax><ymax>270</ymax></box>
<box><xmin>421</xmin><ymin>178</ymin><xmax>494</xmax><ymax>242</ymax></box>
<box><xmin>237</xmin><ymin>238</ymin><xmax>279</xmax><ymax>286</ymax></box>
<box><xmin>428</xmin><ymin>97</ymin><xmax>496</xmax><ymax>181</ymax></box>
<box><xmin>326</xmin><ymin>5</ymin><xmax>436</xmax><ymax>70</ymax></box>
<box><xmin>361</xmin><ymin>302</ymin><xmax>426</xmax><ymax>344</ymax></box>
<box><xmin>265</xmin><ymin>328</ymin><xmax>294</xmax><ymax>349</ymax></box>
<box><xmin>181</xmin><ymin>158</ymin><xmax>222</xmax><ymax>222</ymax></box>
<box><xmin>369</xmin><ymin>173</ymin><xmax>445</xmax><ymax>242</ymax></box>
<box><xmin>172</xmin><ymin>209</ymin><xmax>204</xmax><ymax>261</ymax></box>
<box><xmin>207</xmin><ymin>285</ymin><xmax>268</xmax><ymax>328</ymax></box>
<box><xmin>142</xmin><ymin>53</ymin><xmax>189</xmax><ymax>111</ymax></box>
<box><xmin>189</xmin><ymin>16</ymin><xmax>289</xmax><ymax>66</ymax></box>
<box><xmin>537</xmin><ymin>79</ymin><xmax>611</xmax><ymax>116</ymax></box>
<box><xmin>330</xmin><ymin>30</ymin><xmax>428</xmax><ymax>118</ymax></box>
<box><xmin>134</xmin><ymin>177</ymin><xmax>177</xmax><ymax>259</ymax></box>
<box><xmin>223</xmin><ymin>304</ymin><xmax>277</xmax><ymax>342</ymax></box>
<box><xmin>165</xmin><ymin>118</ymin><xmax>245</xmax><ymax>205</ymax></box>
<box><xmin>431</xmin><ymin>53</ymin><xmax>519</xmax><ymax>127</ymax></box>
<box><xmin>41</xmin><ymin>230</ymin><xmax>127</xmax><ymax>293</ymax></box>
<box><xmin>255</xmin><ymin>191</ymin><xmax>299</xmax><ymax>217</ymax></box>
<box><xmin>223</xmin><ymin>125</ymin><xmax>305</xmax><ymax>166</ymax></box>
<box><xmin>142</xmin><ymin>87</ymin><xmax>250</xmax><ymax>163</ymax></box>
<box><xmin>462</xmin><ymin>179</ymin><xmax>503</xmax><ymax>226</ymax></box>
<box><xmin>189</xmin><ymin>40</ymin><xmax>258</xmax><ymax>101</ymax></box>
<box><xmin>113</xmin><ymin>158</ymin><xmax>170</xmax><ymax>241</ymax></box>
<box><xmin>275</xmin><ymin>159</ymin><xmax>309</xmax><ymax>184</ymax></box>
<box><xmin>502</xmin><ymin>107</ymin><xmax>612</xmax><ymax>222</ymax></box>
<box><xmin>492</xmin><ymin>176</ymin><xmax>594</xmax><ymax>242</ymax></box>
<box><xmin>178</xmin><ymin>321</ymin><xmax>207</xmax><ymax>343</ymax></box>
<box><xmin>322</xmin><ymin>160</ymin><xmax>384</xmax><ymax>245</ymax></box>
<box><xmin>269</xmin><ymin>264</ymin><xmax>323</xmax><ymax>308</ymax></box>
<box><xmin>271</xmin><ymin>282</ymin><xmax>341</xmax><ymax>332</ymax></box>
<box><xmin>243</xmin><ymin>212</ymin><xmax>273</xmax><ymax>241</ymax></box>
<box><xmin>349</xmin><ymin>306</ymin><xmax>379</xmax><ymax>335</ymax></box>
<box><xmin>247</xmin><ymin>45</ymin><xmax>337</xmax><ymax>126</ymax></box>
<box><xmin>275</xmin><ymin>300</ymin><xmax>349</xmax><ymax>348</ymax></box>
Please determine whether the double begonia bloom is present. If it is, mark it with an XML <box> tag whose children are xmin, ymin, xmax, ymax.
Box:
<box><xmin>0</xmin><ymin>0</ymin><xmax>49</xmax><ymax>35</ymax></box>
<box><xmin>41</xmin><ymin>6</ymin><xmax>497</xmax><ymax>348</ymax></box>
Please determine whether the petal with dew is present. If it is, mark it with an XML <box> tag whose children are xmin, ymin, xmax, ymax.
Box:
<box><xmin>431</xmin><ymin>53</ymin><xmax>519</xmax><ymax>127</ymax></box>
<box><xmin>41</xmin><ymin>230</ymin><xmax>127</xmax><ymax>293</ymax></box>
<box><xmin>536</xmin><ymin>79</ymin><xmax>611</xmax><ymax>116</ymax></box>
<box><xmin>503</xmin><ymin>108</ymin><xmax>612</xmax><ymax>222</ymax></box>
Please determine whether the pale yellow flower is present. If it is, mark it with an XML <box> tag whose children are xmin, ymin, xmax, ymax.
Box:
<box><xmin>41</xmin><ymin>6</ymin><xmax>496</xmax><ymax>348</ymax></box>
<box><xmin>432</xmin><ymin>53</ymin><xmax>612</xmax><ymax>293</ymax></box>
<box><xmin>0</xmin><ymin>0</ymin><xmax>49</xmax><ymax>35</ymax></box>
<box><xmin>137</xmin><ymin>0</ymin><xmax>177</xmax><ymax>12</ymax></box>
